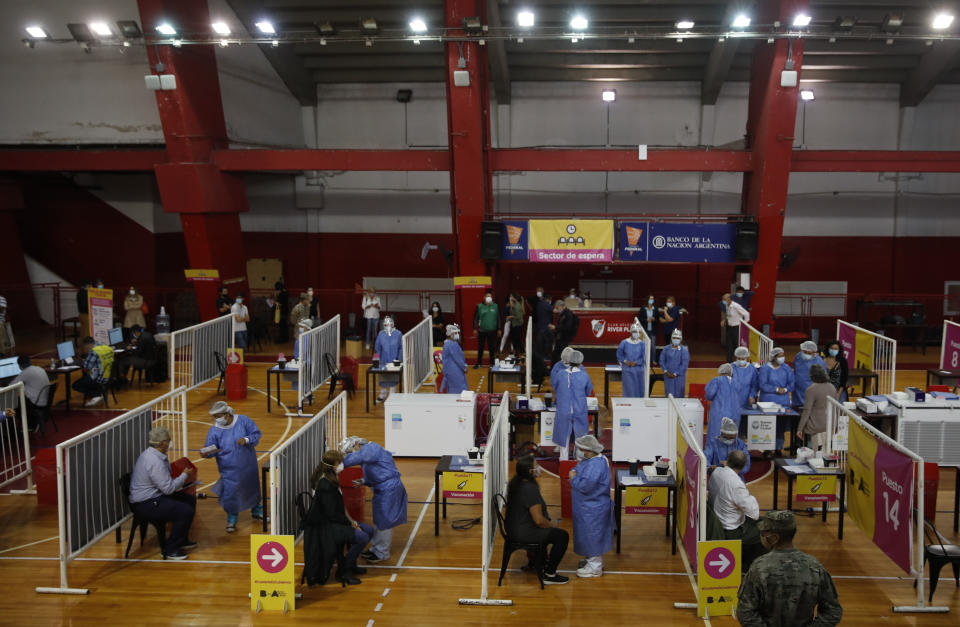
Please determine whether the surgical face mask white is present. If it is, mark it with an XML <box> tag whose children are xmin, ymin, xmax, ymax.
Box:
<box><xmin>575</xmin><ymin>448</ymin><xmax>585</xmax><ymax>460</ymax></box>
<box><xmin>630</xmin><ymin>331</ymin><xmax>640</xmax><ymax>339</ymax></box>
<box><xmin>736</xmin><ymin>359</ymin><xmax>747</xmax><ymax>367</ymax></box>
<box><xmin>235</xmin><ymin>298</ymin><xmax>243</xmax><ymax>304</ymax></box>
<box><xmin>667</xmin><ymin>301</ymin><xmax>674</xmax><ymax>307</ymax></box>
<box><xmin>801</xmin><ymin>352</ymin><xmax>813</xmax><ymax>360</ymax></box>
<box><xmin>215</xmin><ymin>416</ymin><xmax>228</xmax><ymax>426</ymax></box>
<box><xmin>536</xmin><ymin>291</ymin><xmax>543</xmax><ymax>298</ymax></box>
<box><xmin>452</xmin><ymin>333</ymin><xmax>460</xmax><ymax>341</ymax></box>
<box><xmin>828</xmin><ymin>348</ymin><xmax>839</xmax><ymax>357</ymax></box>
<box><xmin>671</xmin><ymin>338</ymin><xmax>681</xmax><ymax>346</ymax></box>
<box><xmin>648</xmin><ymin>298</ymin><xmax>655</xmax><ymax>305</ymax></box>
<box><xmin>335</xmin><ymin>463</ymin><xmax>344</xmax><ymax>474</ymax></box>
<box><xmin>432</xmin><ymin>306</ymin><xmax>438</xmax><ymax>312</ymax></box>
<box><xmin>96</xmin><ymin>283</ymin><xmax>104</xmax><ymax>289</ymax></box>
<box><xmin>129</xmin><ymin>289</ymin><xmax>135</xmax><ymax>296</ymax></box>
<box><xmin>776</xmin><ymin>356</ymin><xmax>786</xmax><ymax>365</ymax></box>
<box><xmin>485</xmin><ymin>296</ymin><xmax>492</xmax><ymax>304</ymax></box>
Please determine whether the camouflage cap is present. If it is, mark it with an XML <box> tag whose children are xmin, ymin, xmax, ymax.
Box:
<box><xmin>757</xmin><ymin>510</ymin><xmax>797</xmax><ymax>532</ymax></box>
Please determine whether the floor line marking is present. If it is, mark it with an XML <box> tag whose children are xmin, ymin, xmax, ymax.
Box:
<box><xmin>382</xmin><ymin>587</ymin><xmax>390</xmax><ymax>598</ymax></box>
<box><xmin>374</xmin><ymin>603</ymin><xmax>383</xmax><ymax>612</ymax></box>
<box><xmin>0</xmin><ymin>535</ymin><xmax>58</xmax><ymax>555</ymax></box>
<box><xmin>395</xmin><ymin>485</ymin><xmax>434</xmax><ymax>568</ymax></box>
<box><xmin>389</xmin><ymin>573</ymin><xmax>397</xmax><ymax>583</ymax></box>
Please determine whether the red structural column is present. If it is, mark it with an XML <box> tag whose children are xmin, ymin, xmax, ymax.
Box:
<box><xmin>445</xmin><ymin>0</ymin><xmax>494</xmax><ymax>349</ymax></box>
<box><xmin>137</xmin><ymin>0</ymin><xmax>249</xmax><ymax>320</ymax></box>
<box><xmin>741</xmin><ymin>0</ymin><xmax>808</xmax><ymax>326</ymax></box>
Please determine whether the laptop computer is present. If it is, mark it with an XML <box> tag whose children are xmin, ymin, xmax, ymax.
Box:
<box><xmin>0</xmin><ymin>356</ymin><xmax>20</xmax><ymax>379</ymax></box>
<box><xmin>108</xmin><ymin>327</ymin><xmax>124</xmax><ymax>349</ymax></box>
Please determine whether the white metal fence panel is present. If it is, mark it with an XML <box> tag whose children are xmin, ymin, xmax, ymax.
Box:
<box><xmin>270</xmin><ymin>392</ymin><xmax>348</xmax><ymax>541</ymax></box>
<box><xmin>168</xmin><ymin>314</ymin><xmax>233</xmax><ymax>392</ymax></box>
<box><xmin>739</xmin><ymin>320</ymin><xmax>774</xmax><ymax>365</ymax></box>
<box><xmin>296</xmin><ymin>315</ymin><xmax>340</xmax><ymax>413</ymax></box>
<box><xmin>525</xmin><ymin>317</ymin><xmax>533</xmax><ymax>396</ymax></box>
<box><xmin>668</xmin><ymin>394</ymin><xmax>707</xmax><ymax>569</ymax></box>
<box><xmin>940</xmin><ymin>320</ymin><xmax>960</xmax><ymax>370</ymax></box>
<box><xmin>837</xmin><ymin>320</ymin><xmax>897</xmax><ymax>395</ymax></box>
<box><xmin>0</xmin><ymin>383</ymin><xmax>33</xmax><ymax>491</ymax></box>
<box><xmin>402</xmin><ymin>315</ymin><xmax>433</xmax><ymax>392</ymax></box>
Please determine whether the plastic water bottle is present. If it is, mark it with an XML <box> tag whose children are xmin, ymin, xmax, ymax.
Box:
<box><xmin>156</xmin><ymin>306</ymin><xmax>171</xmax><ymax>334</ymax></box>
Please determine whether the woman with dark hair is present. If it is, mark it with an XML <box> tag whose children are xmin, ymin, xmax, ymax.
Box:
<box><xmin>798</xmin><ymin>364</ymin><xmax>835</xmax><ymax>453</ymax></box>
<box><xmin>822</xmin><ymin>340</ymin><xmax>849</xmax><ymax>401</ymax></box>
<box><xmin>429</xmin><ymin>301</ymin><xmax>445</xmax><ymax>346</ymax></box>
<box><xmin>302</xmin><ymin>449</ymin><xmax>374</xmax><ymax>586</ymax></box>
<box><xmin>504</xmin><ymin>454</ymin><xmax>569</xmax><ymax>584</ymax></box>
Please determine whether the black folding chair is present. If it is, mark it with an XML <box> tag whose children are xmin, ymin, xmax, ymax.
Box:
<box><xmin>117</xmin><ymin>473</ymin><xmax>168</xmax><ymax>559</ymax></box>
<box><xmin>323</xmin><ymin>353</ymin><xmax>356</xmax><ymax>399</ymax></box>
<box><xmin>494</xmin><ymin>493</ymin><xmax>545</xmax><ymax>589</ymax></box>
<box><xmin>920</xmin><ymin>515</ymin><xmax>960</xmax><ymax>601</ymax></box>
<box><xmin>35</xmin><ymin>382</ymin><xmax>58</xmax><ymax>434</ymax></box>
<box><xmin>214</xmin><ymin>351</ymin><xmax>227</xmax><ymax>395</ymax></box>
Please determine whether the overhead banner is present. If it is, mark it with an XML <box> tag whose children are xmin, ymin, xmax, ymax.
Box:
<box><xmin>87</xmin><ymin>287</ymin><xmax>114</xmax><ymax>345</ymax></box>
<box><xmin>940</xmin><ymin>321</ymin><xmax>960</xmax><ymax>370</ymax></box>
<box><xmin>528</xmin><ymin>219</ymin><xmax>614</xmax><ymax>263</ymax></box>
<box><xmin>453</xmin><ymin>276</ymin><xmax>492</xmax><ymax>290</ymax></box>
<box><xmin>501</xmin><ymin>220</ymin><xmax>529</xmax><ymax>260</ymax></box>
<box><xmin>846</xmin><ymin>418</ymin><xmax>914</xmax><ymax>573</ymax></box>
<box><xmin>616</xmin><ymin>222</ymin><xmax>738</xmax><ymax>262</ymax></box>
<box><xmin>618</xmin><ymin>222</ymin><xmax>648</xmax><ymax>261</ymax></box>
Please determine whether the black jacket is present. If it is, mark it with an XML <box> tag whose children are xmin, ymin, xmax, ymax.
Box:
<box><xmin>555</xmin><ymin>308</ymin><xmax>577</xmax><ymax>343</ymax></box>
<box><xmin>132</xmin><ymin>331</ymin><xmax>156</xmax><ymax>360</ymax></box>
<box><xmin>301</xmin><ymin>477</ymin><xmax>355</xmax><ymax>586</ymax></box>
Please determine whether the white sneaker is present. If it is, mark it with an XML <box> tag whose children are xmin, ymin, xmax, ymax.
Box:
<box><xmin>85</xmin><ymin>396</ymin><xmax>103</xmax><ymax>407</ymax></box>
<box><xmin>365</xmin><ymin>344</ymin><xmax>371</xmax><ymax>350</ymax></box>
<box><xmin>576</xmin><ymin>566</ymin><xmax>602</xmax><ymax>578</ymax></box>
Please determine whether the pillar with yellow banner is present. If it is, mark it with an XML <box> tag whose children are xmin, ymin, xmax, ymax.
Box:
<box><xmin>251</xmin><ymin>535</ymin><xmax>295</xmax><ymax>614</ymax></box>
<box><xmin>697</xmin><ymin>539</ymin><xmax>741</xmax><ymax>618</ymax></box>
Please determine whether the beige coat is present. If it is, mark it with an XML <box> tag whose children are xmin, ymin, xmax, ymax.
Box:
<box><xmin>123</xmin><ymin>294</ymin><xmax>146</xmax><ymax>328</ymax></box>
<box><xmin>798</xmin><ymin>381</ymin><xmax>836</xmax><ymax>435</ymax></box>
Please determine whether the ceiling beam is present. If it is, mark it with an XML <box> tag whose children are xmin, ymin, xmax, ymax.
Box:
<box><xmin>302</xmin><ymin>54</ymin><xmax>444</xmax><ymax>69</ymax></box>
<box><xmin>487</xmin><ymin>0</ymin><xmax>511</xmax><ymax>104</ymax></box>
<box><xmin>0</xmin><ymin>149</ymin><xmax>168</xmax><ymax>171</ymax></box>
<box><xmin>505</xmin><ymin>39</ymin><xmax>715</xmax><ymax>54</ymax></box>
<box><xmin>491</xmin><ymin>148</ymin><xmax>753</xmax><ymax>172</ymax></box>
<box><xmin>900</xmin><ymin>40</ymin><xmax>960</xmax><ymax>106</ymax></box>
<box><xmin>213</xmin><ymin>149</ymin><xmax>450</xmax><ymax>171</ymax></box>
<box><xmin>701</xmin><ymin>4</ymin><xmax>743</xmax><ymax>105</ymax></box>
<box><xmin>511</xmin><ymin>67</ymin><xmax>708</xmax><ymax>81</ymax></box>
<box><xmin>312</xmin><ymin>68</ymin><xmax>446</xmax><ymax>82</ymax></box>
<box><xmin>791</xmin><ymin>150</ymin><xmax>960</xmax><ymax>172</ymax></box>
<box><xmin>508</xmin><ymin>52</ymin><xmax>709</xmax><ymax>69</ymax></box>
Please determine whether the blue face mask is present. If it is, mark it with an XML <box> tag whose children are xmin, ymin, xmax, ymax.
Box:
<box><xmin>736</xmin><ymin>359</ymin><xmax>748</xmax><ymax>367</ymax></box>
<box><xmin>801</xmin><ymin>352</ymin><xmax>813</xmax><ymax>360</ymax></box>
<box><xmin>828</xmin><ymin>348</ymin><xmax>839</xmax><ymax>357</ymax></box>
<box><xmin>648</xmin><ymin>298</ymin><xmax>655</xmax><ymax>305</ymax></box>
<box><xmin>671</xmin><ymin>338</ymin><xmax>681</xmax><ymax>346</ymax></box>
<box><xmin>776</xmin><ymin>356</ymin><xmax>785</xmax><ymax>365</ymax></box>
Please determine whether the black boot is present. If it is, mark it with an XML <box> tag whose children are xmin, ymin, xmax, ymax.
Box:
<box><xmin>350</xmin><ymin>566</ymin><xmax>368</xmax><ymax>575</ymax></box>
<box><xmin>336</xmin><ymin>570</ymin><xmax>361</xmax><ymax>586</ymax></box>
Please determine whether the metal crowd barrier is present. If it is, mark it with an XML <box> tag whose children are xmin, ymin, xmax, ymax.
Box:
<box><xmin>168</xmin><ymin>313</ymin><xmax>234</xmax><ymax>393</ymax></box>
<box><xmin>402</xmin><ymin>315</ymin><xmax>433</xmax><ymax>392</ymax></box>
<box><xmin>0</xmin><ymin>382</ymin><xmax>33</xmax><ymax>493</ymax></box>
<box><xmin>296</xmin><ymin>315</ymin><xmax>340</xmax><ymax>415</ymax></box>
<box><xmin>739</xmin><ymin>320</ymin><xmax>774</xmax><ymax>364</ymax></box>
<box><xmin>837</xmin><ymin>320</ymin><xmax>897</xmax><ymax>395</ymax></box>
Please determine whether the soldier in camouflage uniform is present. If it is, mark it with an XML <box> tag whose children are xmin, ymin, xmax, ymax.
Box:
<box><xmin>737</xmin><ymin>510</ymin><xmax>842</xmax><ymax>626</ymax></box>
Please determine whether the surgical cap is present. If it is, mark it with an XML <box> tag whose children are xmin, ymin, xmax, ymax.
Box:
<box><xmin>771</xmin><ymin>346</ymin><xmax>785</xmax><ymax>358</ymax></box>
<box><xmin>149</xmin><ymin>427</ymin><xmax>171</xmax><ymax>444</ymax></box>
<box><xmin>718</xmin><ymin>363</ymin><xmax>733</xmax><ymax>376</ymax></box>
<box><xmin>734</xmin><ymin>346</ymin><xmax>750</xmax><ymax>359</ymax></box>
<box><xmin>569</xmin><ymin>350</ymin><xmax>585</xmax><ymax>365</ymax></box>
<box><xmin>560</xmin><ymin>346</ymin><xmax>575</xmax><ymax>364</ymax></box>
<box><xmin>383</xmin><ymin>316</ymin><xmax>395</xmax><ymax>327</ymax></box>
<box><xmin>575</xmin><ymin>434</ymin><xmax>604</xmax><ymax>454</ymax></box>
<box><xmin>721</xmin><ymin>417</ymin><xmax>738</xmax><ymax>435</ymax></box>
<box><xmin>298</xmin><ymin>318</ymin><xmax>313</xmax><ymax>330</ymax></box>
<box><xmin>671</xmin><ymin>328</ymin><xmax>683</xmax><ymax>340</ymax></box>
<box><xmin>801</xmin><ymin>340</ymin><xmax>818</xmax><ymax>352</ymax></box>
<box><xmin>629</xmin><ymin>323</ymin><xmax>641</xmax><ymax>333</ymax></box>
<box><xmin>553</xmin><ymin>300</ymin><xmax>565</xmax><ymax>308</ymax></box>
<box><xmin>209</xmin><ymin>400</ymin><xmax>234</xmax><ymax>416</ymax></box>
<box><xmin>446</xmin><ymin>324</ymin><xmax>460</xmax><ymax>337</ymax></box>
<box><xmin>339</xmin><ymin>435</ymin><xmax>368</xmax><ymax>454</ymax></box>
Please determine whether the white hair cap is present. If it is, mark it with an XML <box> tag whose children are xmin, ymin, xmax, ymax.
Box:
<box><xmin>298</xmin><ymin>318</ymin><xmax>313</xmax><ymax>330</ymax></box>
<box><xmin>629</xmin><ymin>323</ymin><xmax>641</xmax><ymax>333</ymax></box>
<box><xmin>721</xmin><ymin>417</ymin><xmax>738</xmax><ymax>435</ymax></box>
<box><xmin>718</xmin><ymin>363</ymin><xmax>733</xmax><ymax>376</ymax></box>
<box><xmin>339</xmin><ymin>435</ymin><xmax>368</xmax><ymax>454</ymax></box>
<box><xmin>446</xmin><ymin>324</ymin><xmax>460</xmax><ymax>337</ymax></box>
<box><xmin>575</xmin><ymin>434</ymin><xmax>604</xmax><ymax>454</ymax></box>
<box><xmin>560</xmin><ymin>346</ymin><xmax>575</xmax><ymax>364</ymax></box>
<box><xmin>734</xmin><ymin>346</ymin><xmax>750</xmax><ymax>359</ymax></box>
<box><xmin>209</xmin><ymin>400</ymin><xmax>234</xmax><ymax>416</ymax></box>
<box><xmin>801</xmin><ymin>340</ymin><xmax>818</xmax><ymax>352</ymax></box>
<box><xmin>383</xmin><ymin>316</ymin><xmax>395</xmax><ymax>326</ymax></box>
<box><xmin>671</xmin><ymin>328</ymin><xmax>683</xmax><ymax>340</ymax></box>
<box><xmin>569</xmin><ymin>350</ymin><xmax>585</xmax><ymax>366</ymax></box>
<box><xmin>771</xmin><ymin>346</ymin><xmax>785</xmax><ymax>358</ymax></box>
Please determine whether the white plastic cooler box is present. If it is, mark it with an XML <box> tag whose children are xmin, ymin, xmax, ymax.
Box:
<box><xmin>611</xmin><ymin>397</ymin><xmax>704</xmax><ymax>462</ymax></box>
<box><xmin>383</xmin><ymin>393</ymin><xmax>477</xmax><ymax>457</ymax></box>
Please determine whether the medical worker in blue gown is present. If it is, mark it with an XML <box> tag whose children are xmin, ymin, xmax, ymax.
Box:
<box><xmin>731</xmin><ymin>346</ymin><xmax>759</xmax><ymax>409</ymax></box>
<box><xmin>374</xmin><ymin>316</ymin><xmax>403</xmax><ymax>401</ymax></box>
<box><xmin>660</xmin><ymin>328</ymin><xmax>690</xmax><ymax>398</ymax></box>
<box><xmin>793</xmin><ymin>340</ymin><xmax>827</xmax><ymax>409</ymax></box>
<box><xmin>341</xmin><ymin>436</ymin><xmax>408</xmax><ymax>562</ymax></box>
<box><xmin>203</xmin><ymin>401</ymin><xmax>263</xmax><ymax>532</ymax></box>
<box><xmin>569</xmin><ymin>434</ymin><xmax>615</xmax><ymax>578</ymax></box>
<box><xmin>759</xmin><ymin>347</ymin><xmax>796</xmax><ymax>451</ymax></box>
<box><xmin>550</xmin><ymin>346</ymin><xmax>575</xmax><ymax>382</ymax></box>
<box><xmin>616</xmin><ymin>323</ymin><xmax>646</xmax><ymax>397</ymax></box>
<box><xmin>705</xmin><ymin>363</ymin><xmax>742</xmax><ymax>444</ymax></box>
<box><xmin>439</xmin><ymin>324</ymin><xmax>468</xmax><ymax>394</ymax></box>
<box><xmin>552</xmin><ymin>350</ymin><xmax>594</xmax><ymax>460</ymax></box>
<box><xmin>705</xmin><ymin>417</ymin><xmax>751</xmax><ymax>480</ymax></box>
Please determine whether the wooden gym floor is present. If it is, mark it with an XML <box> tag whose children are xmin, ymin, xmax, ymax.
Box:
<box><xmin>1</xmin><ymin>354</ymin><xmax>959</xmax><ymax>626</ymax></box>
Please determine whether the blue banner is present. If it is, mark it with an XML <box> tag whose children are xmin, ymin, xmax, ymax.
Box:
<box><xmin>641</xmin><ymin>222</ymin><xmax>738</xmax><ymax>263</ymax></box>
<box><xmin>501</xmin><ymin>220</ymin><xmax>529</xmax><ymax>260</ymax></box>
<box><xmin>618</xmin><ymin>222</ymin><xmax>648</xmax><ymax>261</ymax></box>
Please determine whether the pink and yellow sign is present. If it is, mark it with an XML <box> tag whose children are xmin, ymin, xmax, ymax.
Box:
<box><xmin>528</xmin><ymin>220</ymin><xmax>614</xmax><ymax>263</ymax></box>
<box><xmin>624</xmin><ymin>485</ymin><xmax>669</xmax><ymax>515</ymax></box>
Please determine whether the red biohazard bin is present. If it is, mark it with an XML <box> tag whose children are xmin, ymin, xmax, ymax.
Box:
<box><xmin>34</xmin><ymin>448</ymin><xmax>58</xmax><ymax>506</ymax></box>
<box><xmin>339</xmin><ymin>466</ymin><xmax>366</xmax><ymax>522</ymax></box>
<box><xmin>916</xmin><ymin>462</ymin><xmax>939</xmax><ymax>522</ymax></box>
<box><xmin>559</xmin><ymin>460</ymin><xmax>577</xmax><ymax>519</ymax></box>
<box><xmin>226</xmin><ymin>363</ymin><xmax>248</xmax><ymax>400</ymax></box>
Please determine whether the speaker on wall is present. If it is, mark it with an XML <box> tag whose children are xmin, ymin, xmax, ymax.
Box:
<box><xmin>735</xmin><ymin>221</ymin><xmax>758</xmax><ymax>260</ymax></box>
<box><xmin>480</xmin><ymin>221</ymin><xmax>503</xmax><ymax>260</ymax></box>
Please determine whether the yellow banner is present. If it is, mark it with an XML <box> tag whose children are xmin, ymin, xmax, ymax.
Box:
<box><xmin>846</xmin><ymin>418</ymin><xmax>878</xmax><ymax>540</ymax></box>
<box><xmin>624</xmin><ymin>485</ymin><xmax>669</xmax><ymax>514</ymax></box>
<box><xmin>855</xmin><ymin>329</ymin><xmax>875</xmax><ymax>371</ymax></box>
<box><xmin>453</xmin><ymin>276</ymin><xmax>492</xmax><ymax>289</ymax></box>
<box><xmin>675</xmin><ymin>420</ymin><xmax>689</xmax><ymax>539</ymax></box>
<box><xmin>184</xmin><ymin>268</ymin><xmax>220</xmax><ymax>281</ymax></box>
<box><xmin>796</xmin><ymin>474</ymin><xmax>838</xmax><ymax>503</ymax></box>
<box><xmin>528</xmin><ymin>219</ymin><xmax>614</xmax><ymax>263</ymax></box>
<box><xmin>697</xmin><ymin>540</ymin><xmax>742</xmax><ymax>617</ymax></box>
<box><xmin>748</xmin><ymin>331</ymin><xmax>760</xmax><ymax>363</ymax></box>
<box><xmin>442</xmin><ymin>471</ymin><xmax>483</xmax><ymax>499</ymax></box>
<box><xmin>250</xmin><ymin>535</ymin><xmax>295</xmax><ymax>612</ymax></box>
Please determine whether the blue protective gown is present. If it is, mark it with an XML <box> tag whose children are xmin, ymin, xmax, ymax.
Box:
<box><xmin>552</xmin><ymin>366</ymin><xmax>594</xmax><ymax>448</ymax></box>
<box><xmin>704</xmin><ymin>435</ymin><xmax>751</xmax><ymax>480</ymax></box>
<box><xmin>570</xmin><ymin>455</ymin><xmax>616</xmax><ymax>557</ymax></box>
<box><xmin>439</xmin><ymin>339</ymin><xmax>468</xmax><ymax>394</ymax></box>
<box><xmin>731</xmin><ymin>363</ymin><xmax>759</xmax><ymax>409</ymax></box>
<box><xmin>758</xmin><ymin>363</ymin><xmax>794</xmax><ymax>406</ymax></box>
<box><xmin>616</xmin><ymin>338</ymin><xmax>646</xmax><ymax>398</ymax></box>
<box><xmin>204</xmin><ymin>414</ymin><xmax>262</xmax><ymax>514</ymax></box>
<box><xmin>375</xmin><ymin>329</ymin><xmax>403</xmax><ymax>389</ymax></box>
<box><xmin>792</xmin><ymin>354</ymin><xmax>827</xmax><ymax>407</ymax></box>
<box><xmin>343</xmin><ymin>442</ymin><xmax>408</xmax><ymax>530</ymax></box>
<box><xmin>550</xmin><ymin>359</ymin><xmax>566</xmax><ymax>383</ymax></box>
<box><xmin>660</xmin><ymin>345</ymin><xmax>690</xmax><ymax>398</ymax></box>
<box><xmin>705</xmin><ymin>375</ymin><xmax>742</xmax><ymax>444</ymax></box>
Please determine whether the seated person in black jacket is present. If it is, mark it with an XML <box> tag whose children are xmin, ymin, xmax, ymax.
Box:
<box><xmin>117</xmin><ymin>325</ymin><xmax>156</xmax><ymax>381</ymax></box>
<box><xmin>303</xmin><ymin>450</ymin><xmax>374</xmax><ymax>586</ymax></box>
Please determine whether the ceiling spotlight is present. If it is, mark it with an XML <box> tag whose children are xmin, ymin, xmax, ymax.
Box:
<box><xmin>517</xmin><ymin>10</ymin><xmax>535</xmax><ymax>27</ymax></box>
<box><xmin>602</xmin><ymin>89</ymin><xmax>616</xmax><ymax>102</ymax></box>
<box><xmin>66</xmin><ymin>23</ymin><xmax>95</xmax><ymax>43</ymax></box>
<box><xmin>25</xmin><ymin>26</ymin><xmax>48</xmax><ymax>39</ymax></box>
<box><xmin>360</xmin><ymin>17</ymin><xmax>378</xmax><ymax>33</ymax></box>
<box><xmin>156</xmin><ymin>23</ymin><xmax>176</xmax><ymax>36</ymax></box>
<box><xmin>800</xmin><ymin>89</ymin><xmax>815</xmax><ymax>101</ymax></box>
<box><xmin>172</xmin><ymin>39</ymin><xmax>182</xmax><ymax>47</ymax></box>
<box><xmin>396</xmin><ymin>89</ymin><xmax>413</xmax><ymax>103</ymax></box>
<box><xmin>219</xmin><ymin>39</ymin><xmax>229</xmax><ymax>47</ymax></box>
<box><xmin>881</xmin><ymin>14</ymin><xmax>903</xmax><ymax>33</ymax></box>
<box><xmin>212</xmin><ymin>22</ymin><xmax>230</xmax><ymax>35</ymax></box>
<box><xmin>792</xmin><ymin>14</ymin><xmax>811</xmax><ymax>27</ymax></box>
<box><xmin>255</xmin><ymin>21</ymin><xmax>275</xmax><ymax>34</ymax></box>
<box><xmin>271</xmin><ymin>40</ymin><xmax>279</xmax><ymax>47</ymax></box>
<box><xmin>676</xmin><ymin>20</ymin><xmax>695</xmax><ymax>30</ymax></box>
<box><xmin>90</xmin><ymin>22</ymin><xmax>112</xmax><ymax>37</ymax></box>
<box><xmin>410</xmin><ymin>17</ymin><xmax>427</xmax><ymax>33</ymax></box>
<box><xmin>117</xmin><ymin>20</ymin><xmax>142</xmax><ymax>39</ymax></box>
<box><xmin>571</xmin><ymin>37</ymin><xmax>579</xmax><ymax>43</ymax></box>
<box><xmin>570</xmin><ymin>15</ymin><xmax>588</xmax><ymax>31</ymax></box>
<box><xmin>732</xmin><ymin>15</ymin><xmax>751</xmax><ymax>28</ymax></box>
<box><xmin>316</xmin><ymin>21</ymin><xmax>335</xmax><ymax>36</ymax></box>
<box><xmin>932</xmin><ymin>13</ymin><xmax>955</xmax><ymax>29</ymax></box>
<box><xmin>365</xmin><ymin>38</ymin><xmax>373</xmax><ymax>47</ymax></box>
<box><xmin>833</xmin><ymin>16</ymin><xmax>855</xmax><ymax>31</ymax></box>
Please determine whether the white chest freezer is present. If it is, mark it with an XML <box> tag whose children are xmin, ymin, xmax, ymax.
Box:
<box><xmin>611</xmin><ymin>398</ymin><xmax>703</xmax><ymax>462</ymax></box>
<box><xmin>384</xmin><ymin>393</ymin><xmax>476</xmax><ymax>457</ymax></box>
<box><xmin>886</xmin><ymin>395</ymin><xmax>960</xmax><ymax>464</ymax></box>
